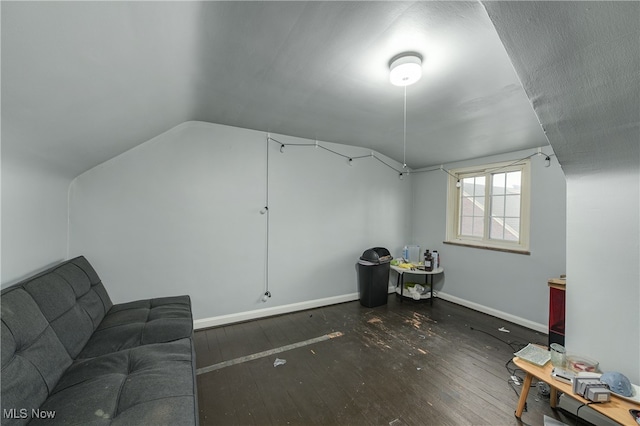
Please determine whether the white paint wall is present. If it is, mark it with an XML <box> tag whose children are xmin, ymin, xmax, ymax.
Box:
<box><xmin>1</xmin><ymin>155</ymin><xmax>71</xmax><ymax>286</ymax></box>
<box><xmin>410</xmin><ymin>148</ymin><xmax>567</xmax><ymax>330</ymax></box>
<box><xmin>69</xmin><ymin>121</ymin><xmax>410</xmax><ymax>321</ymax></box>
<box><xmin>11</xmin><ymin>116</ymin><xmax>636</xmax><ymax>384</ymax></box>
<box><xmin>566</xmin><ymin>170</ymin><xmax>640</xmax><ymax>383</ymax></box>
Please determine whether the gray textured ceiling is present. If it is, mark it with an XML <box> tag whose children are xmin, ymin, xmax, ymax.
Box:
<box><xmin>2</xmin><ymin>1</ymin><xmax>549</xmax><ymax>178</ymax></box>
<box><xmin>483</xmin><ymin>1</ymin><xmax>639</xmax><ymax>177</ymax></box>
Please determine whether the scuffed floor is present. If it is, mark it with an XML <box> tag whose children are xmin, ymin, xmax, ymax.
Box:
<box><xmin>195</xmin><ymin>296</ymin><xmax>572</xmax><ymax>426</ymax></box>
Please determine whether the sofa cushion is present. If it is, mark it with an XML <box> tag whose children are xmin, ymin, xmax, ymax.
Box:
<box><xmin>1</xmin><ymin>288</ymin><xmax>73</xmax><ymax>426</ymax></box>
<box><xmin>78</xmin><ymin>296</ymin><xmax>193</xmax><ymax>359</ymax></box>
<box><xmin>32</xmin><ymin>338</ymin><xmax>197</xmax><ymax>425</ymax></box>
<box><xmin>20</xmin><ymin>256</ymin><xmax>113</xmax><ymax>358</ymax></box>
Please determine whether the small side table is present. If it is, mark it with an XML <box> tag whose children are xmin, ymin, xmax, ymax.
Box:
<box><xmin>390</xmin><ymin>265</ymin><xmax>444</xmax><ymax>306</ymax></box>
<box><xmin>513</xmin><ymin>356</ymin><xmax>638</xmax><ymax>424</ymax></box>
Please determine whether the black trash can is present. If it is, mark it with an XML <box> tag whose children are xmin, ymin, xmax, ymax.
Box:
<box><xmin>357</xmin><ymin>247</ymin><xmax>392</xmax><ymax>307</ymax></box>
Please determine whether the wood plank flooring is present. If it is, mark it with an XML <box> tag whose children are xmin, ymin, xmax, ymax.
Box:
<box><xmin>195</xmin><ymin>296</ymin><xmax>581</xmax><ymax>426</ymax></box>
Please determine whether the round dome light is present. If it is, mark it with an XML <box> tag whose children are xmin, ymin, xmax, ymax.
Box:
<box><xmin>389</xmin><ymin>54</ymin><xmax>422</xmax><ymax>87</ymax></box>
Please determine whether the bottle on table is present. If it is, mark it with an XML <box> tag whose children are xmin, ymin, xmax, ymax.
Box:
<box><xmin>424</xmin><ymin>250</ymin><xmax>433</xmax><ymax>271</ymax></box>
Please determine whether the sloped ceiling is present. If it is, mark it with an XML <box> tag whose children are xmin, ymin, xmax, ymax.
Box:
<box><xmin>483</xmin><ymin>1</ymin><xmax>639</xmax><ymax>177</ymax></box>
<box><xmin>2</xmin><ymin>1</ymin><xmax>549</xmax><ymax>179</ymax></box>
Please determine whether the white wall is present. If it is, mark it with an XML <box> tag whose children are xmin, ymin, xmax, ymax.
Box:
<box><xmin>410</xmin><ymin>148</ymin><xmax>567</xmax><ymax>330</ymax></box>
<box><xmin>566</xmin><ymin>169</ymin><xmax>640</xmax><ymax>383</ymax></box>
<box><xmin>1</xmin><ymin>155</ymin><xmax>71</xmax><ymax>286</ymax></box>
<box><xmin>69</xmin><ymin>121</ymin><xmax>411</xmax><ymax>321</ymax></box>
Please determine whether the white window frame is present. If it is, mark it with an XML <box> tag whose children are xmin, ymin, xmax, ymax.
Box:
<box><xmin>445</xmin><ymin>159</ymin><xmax>531</xmax><ymax>254</ymax></box>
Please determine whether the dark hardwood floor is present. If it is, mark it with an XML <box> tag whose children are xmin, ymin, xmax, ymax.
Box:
<box><xmin>195</xmin><ymin>296</ymin><xmax>580</xmax><ymax>426</ymax></box>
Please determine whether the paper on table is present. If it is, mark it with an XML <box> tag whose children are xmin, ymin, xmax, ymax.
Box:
<box><xmin>514</xmin><ymin>343</ymin><xmax>551</xmax><ymax>367</ymax></box>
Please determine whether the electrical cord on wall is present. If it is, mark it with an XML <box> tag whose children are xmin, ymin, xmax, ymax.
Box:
<box><xmin>267</xmin><ymin>136</ymin><xmax>406</xmax><ymax>176</ymax></box>
<box><xmin>409</xmin><ymin>147</ymin><xmax>557</xmax><ymax>180</ymax></box>
<box><xmin>262</xmin><ymin>134</ymin><xmax>271</xmax><ymax>302</ymax></box>
<box><xmin>266</xmin><ymin>137</ymin><xmax>556</xmax><ymax>184</ymax></box>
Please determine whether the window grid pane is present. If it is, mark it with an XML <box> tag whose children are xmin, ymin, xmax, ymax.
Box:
<box><xmin>472</xmin><ymin>217</ymin><xmax>484</xmax><ymax>237</ymax></box>
<box><xmin>491</xmin><ymin>195</ymin><xmax>505</xmax><ymax>216</ymax></box>
<box><xmin>505</xmin><ymin>195</ymin><xmax>521</xmax><ymax>217</ymax></box>
<box><xmin>492</xmin><ymin>173</ymin><xmax>506</xmax><ymax>195</ymax></box>
<box><xmin>449</xmin><ymin>160</ymin><xmax>529</xmax><ymax>251</ymax></box>
<box><xmin>506</xmin><ymin>171</ymin><xmax>522</xmax><ymax>194</ymax></box>
<box><xmin>473</xmin><ymin>196</ymin><xmax>485</xmax><ymax>216</ymax></box>
<box><xmin>459</xmin><ymin>176</ymin><xmax>485</xmax><ymax>237</ymax></box>
<box><xmin>474</xmin><ymin>176</ymin><xmax>486</xmax><ymax>196</ymax></box>
<box><xmin>490</xmin><ymin>218</ymin><xmax>504</xmax><ymax>240</ymax></box>
<box><xmin>489</xmin><ymin>171</ymin><xmax>521</xmax><ymax>242</ymax></box>
<box><xmin>504</xmin><ymin>218</ymin><xmax>520</xmax><ymax>241</ymax></box>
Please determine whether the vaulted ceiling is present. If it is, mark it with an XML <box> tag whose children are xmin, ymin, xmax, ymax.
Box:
<box><xmin>2</xmin><ymin>2</ymin><xmax>637</xmax><ymax>179</ymax></box>
<box><xmin>484</xmin><ymin>1</ymin><xmax>639</xmax><ymax>176</ymax></box>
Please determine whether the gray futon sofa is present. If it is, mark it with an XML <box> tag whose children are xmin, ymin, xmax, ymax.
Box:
<box><xmin>1</xmin><ymin>256</ymin><xmax>198</xmax><ymax>425</ymax></box>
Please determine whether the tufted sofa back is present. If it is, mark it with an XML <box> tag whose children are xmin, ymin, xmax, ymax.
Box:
<box><xmin>1</xmin><ymin>256</ymin><xmax>113</xmax><ymax>420</ymax></box>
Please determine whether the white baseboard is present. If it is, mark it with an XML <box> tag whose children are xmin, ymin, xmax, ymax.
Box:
<box><xmin>194</xmin><ymin>289</ymin><xmax>547</xmax><ymax>334</ymax></box>
<box><xmin>437</xmin><ymin>292</ymin><xmax>548</xmax><ymax>334</ymax></box>
<box><xmin>194</xmin><ymin>292</ymin><xmax>360</xmax><ymax>330</ymax></box>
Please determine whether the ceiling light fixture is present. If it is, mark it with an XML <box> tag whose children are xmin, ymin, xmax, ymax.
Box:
<box><xmin>390</xmin><ymin>52</ymin><xmax>423</xmax><ymax>170</ymax></box>
<box><xmin>389</xmin><ymin>53</ymin><xmax>423</xmax><ymax>87</ymax></box>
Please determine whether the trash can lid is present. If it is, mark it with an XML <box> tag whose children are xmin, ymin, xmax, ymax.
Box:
<box><xmin>360</xmin><ymin>247</ymin><xmax>392</xmax><ymax>264</ymax></box>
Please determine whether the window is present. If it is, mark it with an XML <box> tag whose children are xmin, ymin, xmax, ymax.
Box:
<box><xmin>446</xmin><ymin>159</ymin><xmax>531</xmax><ymax>254</ymax></box>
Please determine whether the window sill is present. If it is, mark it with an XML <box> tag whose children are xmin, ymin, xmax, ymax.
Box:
<box><xmin>443</xmin><ymin>240</ymin><xmax>530</xmax><ymax>256</ymax></box>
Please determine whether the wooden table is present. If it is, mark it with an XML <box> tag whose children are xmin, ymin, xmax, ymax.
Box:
<box><xmin>390</xmin><ymin>265</ymin><xmax>443</xmax><ymax>306</ymax></box>
<box><xmin>513</xmin><ymin>356</ymin><xmax>639</xmax><ymax>425</ymax></box>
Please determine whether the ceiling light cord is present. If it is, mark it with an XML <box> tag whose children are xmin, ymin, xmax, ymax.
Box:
<box><xmin>389</xmin><ymin>52</ymin><xmax>421</xmax><ymax>169</ymax></box>
<box><xmin>403</xmin><ymin>85</ymin><xmax>407</xmax><ymax>169</ymax></box>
